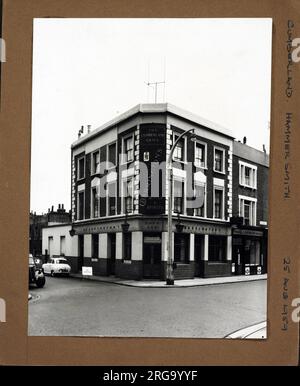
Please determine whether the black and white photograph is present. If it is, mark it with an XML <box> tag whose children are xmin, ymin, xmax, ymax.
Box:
<box><xmin>28</xmin><ymin>18</ymin><xmax>272</xmax><ymax>339</ymax></box>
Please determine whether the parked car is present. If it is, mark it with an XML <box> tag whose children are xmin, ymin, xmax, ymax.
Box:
<box><xmin>29</xmin><ymin>254</ymin><xmax>46</xmax><ymax>288</ymax></box>
<box><xmin>225</xmin><ymin>321</ymin><xmax>267</xmax><ymax>339</ymax></box>
<box><xmin>42</xmin><ymin>257</ymin><xmax>71</xmax><ymax>277</ymax></box>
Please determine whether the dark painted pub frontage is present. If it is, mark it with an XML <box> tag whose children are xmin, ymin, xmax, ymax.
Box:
<box><xmin>42</xmin><ymin>104</ymin><xmax>269</xmax><ymax>280</ymax></box>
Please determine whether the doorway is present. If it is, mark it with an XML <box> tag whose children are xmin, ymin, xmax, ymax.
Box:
<box><xmin>143</xmin><ymin>233</ymin><xmax>162</xmax><ymax>279</ymax></box>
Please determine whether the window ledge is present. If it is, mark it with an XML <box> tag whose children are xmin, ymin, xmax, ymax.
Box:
<box><xmin>213</xmin><ymin>169</ymin><xmax>226</xmax><ymax>175</ymax></box>
<box><xmin>239</xmin><ymin>184</ymin><xmax>257</xmax><ymax>190</ymax></box>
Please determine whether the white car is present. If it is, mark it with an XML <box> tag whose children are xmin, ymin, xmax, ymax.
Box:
<box><xmin>42</xmin><ymin>257</ymin><xmax>71</xmax><ymax>277</ymax></box>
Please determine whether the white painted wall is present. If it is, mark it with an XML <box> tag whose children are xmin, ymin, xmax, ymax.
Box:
<box><xmin>84</xmin><ymin>234</ymin><xmax>92</xmax><ymax>258</ymax></box>
<box><xmin>99</xmin><ymin>233</ymin><xmax>108</xmax><ymax>259</ymax></box>
<box><xmin>131</xmin><ymin>231</ymin><xmax>143</xmax><ymax>261</ymax></box>
<box><xmin>116</xmin><ymin>232</ymin><xmax>123</xmax><ymax>260</ymax></box>
<box><xmin>42</xmin><ymin>225</ymin><xmax>78</xmax><ymax>257</ymax></box>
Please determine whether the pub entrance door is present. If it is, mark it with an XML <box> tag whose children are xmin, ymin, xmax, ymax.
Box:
<box><xmin>143</xmin><ymin>233</ymin><xmax>162</xmax><ymax>279</ymax></box>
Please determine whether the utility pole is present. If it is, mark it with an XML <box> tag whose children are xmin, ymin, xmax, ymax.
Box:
<box><xmin>166</xmin><ymin>127</ymin><xmax>195</xmax><ymax>285</ymax></box>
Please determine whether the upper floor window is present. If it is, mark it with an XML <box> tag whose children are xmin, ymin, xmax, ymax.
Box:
<box><xmin>91</xmin><ymin>187</ymin><xmax>99</xmax><ymax>218</ymax></box>
<box><xmin>92</xmin><ymin>151</ymin><xmax>100</xmax><ymax>174</ymax></box>
<box><xmin>108</xmin><ymin>142</ymin><xmax>117</xmax><ymax>167</ymax></box>
<box><xmin>173</xmin><ymin>178</ymin><xmax>184</xmax><ymax>214</ymax></box>
<box><xmin>214</xmin><ymin>148</ymin><xmax>225</xmax><ymax>173</ymax></box>
<box><xmin>123</xmin><ymin>135</ymin><xmax>134</xmax><ymax>163</ymax></box>
<box><xmin>239</xmin><ymin>196</ymin><xmax>257</xmax><ymax>226</ymax></box>
<box><xmin>173</xmin><ymin>135</ymin><xmax>185</xmax><ymax>162</ymax></box>
<box><xmin>77</xmin><ymin>156</ymin><xmax>85</xmax><ymax>180</ymax></box>
<box><xmin>239</xmin><ymin>161</ymin><xmax>257</xmax><ymax>189</ymax></box>
<box><xmin>194</xmin><ymin>183</ymin><xmax>206</xmax><ymax>217</ymax></box>
<box><xmin>195</xmin><ymin>142</ymin><xmax>206</xmax><ymax>168</ymax></box>
<box><xmin>107</xmin><ymin>181</ymin><xmax>117</xmax><ymax>216</ymax></box>
<box><xmin>214</xmin><ymin>188</ymin><xmax>224</xmax><ymax>219</ymax></box>
<box><xmin>77</xmin><ymin>191</ymin><xmax>85</xmax><ymax>220</ymax></box>
<box><xmin>123</xmin><ymin>177</ymin><xmax>134</xmax><ymax>214</ymax></box>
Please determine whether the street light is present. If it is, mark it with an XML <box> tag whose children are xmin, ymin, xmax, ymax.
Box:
<box><xmin>166</xmin><ymin>127</ymin><xmax>195</xmax><ymax>285</ymax></box>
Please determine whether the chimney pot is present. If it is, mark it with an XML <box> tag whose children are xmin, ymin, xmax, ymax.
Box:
<box><xmin>87</xmin><ymin>125</ymin><xmax>91</xmax><ymax>134</ymax></box>
<box><xmin>243</xmin><ymin>136</ymin><xmax>247</xmax><ymax>144</ymax></box>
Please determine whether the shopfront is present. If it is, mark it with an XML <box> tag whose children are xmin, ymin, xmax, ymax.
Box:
<box><xmin>232</xmin><ymin>228</ymin><xmax>267</xmax><ymax>275</ymax></box>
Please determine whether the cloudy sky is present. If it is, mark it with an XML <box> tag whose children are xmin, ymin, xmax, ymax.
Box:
<box><xmin>31</xmin><ymin>18</ymin><xmax>272</xmax><ymax>213</ymax></box>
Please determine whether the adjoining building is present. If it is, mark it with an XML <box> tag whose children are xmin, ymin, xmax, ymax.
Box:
<box><xmin>30</xmin><ymin>204</ymin><xmax>71</xmax><ymax>257</ymax></box>
<box><xmin>231</xmin><ymin>140</ymin><xmax>269</xmax><ymax>275</ymax></box>
<box><xmin>42</xmin><ymin>103</ymin><xmax>269</xmax><ymax>280</ymax></box>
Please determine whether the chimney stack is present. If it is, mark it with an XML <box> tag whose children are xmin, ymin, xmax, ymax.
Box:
<box><xmin>78</xmin><ymin>125</ymin><xmax>84</xmax><ymax>139</ymax></box>
<box><xmin>243</xmin><ymin>136</ymin><xmax>247</xmax><ymax>145</ymax></box>
<box><xmin>263</xmin><ymin>144</ymin><xmax>266</xmax><ymax>153</ymax></box>
<box><xmin>87</xmin><ymin>124</ymin><xmax>91</xmax><ymax>134</ymax></box>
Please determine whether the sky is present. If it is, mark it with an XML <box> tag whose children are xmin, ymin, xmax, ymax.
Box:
<box><xmin>30</xmin><ymin>18</ymin><xmax>273</xmax><ymax>213</ymax></box>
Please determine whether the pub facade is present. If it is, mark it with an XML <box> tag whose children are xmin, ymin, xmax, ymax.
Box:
<box><xmin>43</xmin><ymin>103</ymin><xmax>269</xmax><ymax>280</ymax></box>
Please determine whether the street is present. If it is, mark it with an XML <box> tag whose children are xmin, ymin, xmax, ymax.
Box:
<box><xmin>28</xmin><ymin>276</ymin><xmax>267</xmax><ymax>338</ymax></box>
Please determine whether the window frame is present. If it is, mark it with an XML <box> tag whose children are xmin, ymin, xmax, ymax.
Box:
<box><xmin>91</xmin><ymin>150</ymin><xmax>100</xmax><ymax>175</ymax></box>
<box><xmin>173</xmin><ymin>177</ymin><xmax>185</xmax><ymax>215</ymax></box>
<box><xmin>194</xmin><ymin>182</ymin><xmax>206</xmax><ymax>218</ymax></box>
<box><xmin>122</xmin><ymin>133</ymin><xmax>134</xmax><ymax>164</ymax></box>
<box><xmin>238</xmin><ymin>195</ymin><xmax>257</xmax><ymax>226</ymax></box>
<box><xmin>77</xmin><ymin>156</ymin><xmax>85</xmax><ymax>180</ymax></box>
<box><xmin>239</xmin><ymin>160</ymin><xmax>257</xmax><ymax>189</ymax></box>
<box><xmin>194</xmin><ymin>141</ymin><xmax>207</xmax><ymax>169</ymax></box>
<box><xmin>172</xmin><ymin>132</ymin><xmax>187</xmax><ymax>163</ymax></box>
<box><xmin>91</xmin><ymin>186</ymin><xmax>100</xmax><ymax>218</ymax></box>
<box><xmin>77</xmin><ymin>190</ymin><xmax>85</xmax><ymax>220</ymax></box>
<box><xmin>107</xmin><ymin>141</ymin><xmax>117</xmax><ymax>169</ymax></box>
<box><xmin>213</xmin><ymin>186</ymin><xmax>225</xmax><ymax>220</ymax></box>
<box><xmin>122</xmin><ymin>176</ymin><xmax>134</xmax><ymax>215</ymax></box>
<box><xmin>213</xmin><ymin>147</ymin><xmax>225</xmax><ymax>174</ymax></box>
<box><xmin>107</xmin><ymin>180</ymin><xmax>117</xmax><ymax>216</ymax></box>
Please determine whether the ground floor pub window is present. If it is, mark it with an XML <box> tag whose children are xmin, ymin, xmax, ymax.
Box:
<box><xmin>174</xmin><ymin>233</ymin><xmax>189</xmax><ymax>263</ymax></box>
<box><xmin>209</xmin><ymin>235</ymin><xmax>227</xmax><ymax>262</ymax></box>
<box><xmin>194</xmin><ymin>235</ymin><xmax>204</xmax><ymax>261</ymax></box>
<box><xmin>123</xmin><ymin>232</ymin><xmax>132</xmax><ymax>261</ymax></box>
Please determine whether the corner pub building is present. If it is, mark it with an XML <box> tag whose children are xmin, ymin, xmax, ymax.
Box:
<box><xmin>43</xmin><ymin>103</ymin><xmax>269</xmax><ymax>280</ymax></box>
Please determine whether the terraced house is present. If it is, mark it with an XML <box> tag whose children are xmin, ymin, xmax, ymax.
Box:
<box><xmin>42</xmin><ymin>103</ymin><xmax>269</xmax><ymax>280</ymax></box>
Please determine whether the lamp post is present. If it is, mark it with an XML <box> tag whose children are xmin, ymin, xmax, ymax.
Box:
<box><xmin>166</xmin><ymin>127</ymin><xmax>195</xmax><ymax>285</ymax></box>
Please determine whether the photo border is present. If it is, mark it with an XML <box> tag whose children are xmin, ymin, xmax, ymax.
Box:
<box><xmin>0</xmin><ymin>0</ymin><xmax>299</xmax><ymax>365</ymax></box>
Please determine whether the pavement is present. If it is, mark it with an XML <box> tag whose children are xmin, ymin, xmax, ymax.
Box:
<box><xmin>69</xmin><ymin>272</ymin><xmax>267</xmax><ymax>288</ymax></box>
